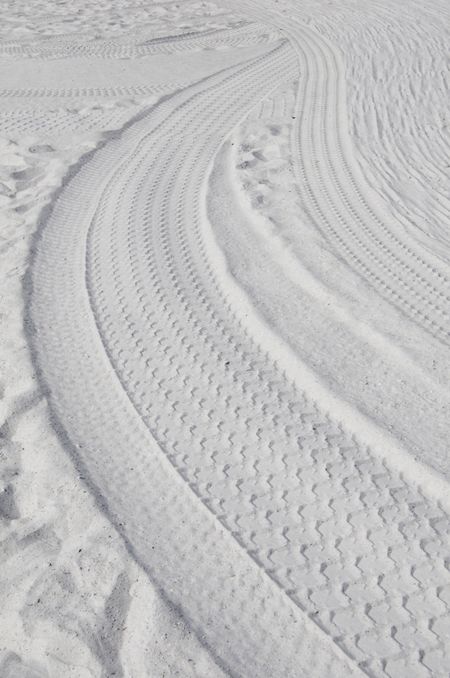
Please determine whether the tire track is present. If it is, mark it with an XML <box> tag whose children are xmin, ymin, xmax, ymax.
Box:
<box><xmin>0</xmin><ymin>83</ymin><xmax>188</xmax><ymax>100</ymax></box>
<box><xmin>0</xmin><ymin>22</ymin><xmax>276</xmax><ymax>60</ymax></box>
<box><xmin>290</xmin><ymin>23</ymin><xmax>450</xmax><ymax>344</ymax></box>
<box><xmin>30</xmin><ymin>45</ymin><xmax>360</xmax><ymax>678</ymax></box>
<box><xmin>30</xmin><ymin>26</ymin><xmax>450</xmax><ymax>678</ymax></box>
<box><xmin>312</xmin><ymin>1</ymin><xmax>450</xmax><ymax>263</ymax></box>
<box><xmin>231</xmin><ymin>0</ymin><xmax>450</xmax><ymax>347</ymax></box>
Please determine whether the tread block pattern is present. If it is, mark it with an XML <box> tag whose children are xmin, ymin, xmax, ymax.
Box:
<box><xmin>27</xmin><ymin>4</ymin><xmax>450</xmax><ymax>678</ymax></box>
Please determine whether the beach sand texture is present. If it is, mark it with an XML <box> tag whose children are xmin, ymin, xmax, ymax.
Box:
<box><xmin>1</xmin><ymin>1</ymin><xmax>449</xmax><ymax>676</ymax></box>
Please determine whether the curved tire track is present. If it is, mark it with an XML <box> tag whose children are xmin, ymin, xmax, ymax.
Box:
<box><xmin>30</xmin><ymin>45</ymin><xmax>360</xmax><ymax>678</ymax></box>
<box><xmin>29</xmin><ymin>17</ymin><xmax>450</xmax><ymax>678</ymax></box>
<box><xmin>233</xmin><ymin>0</ymin><xmax>450</xmax><ymax>346</ymax></box>
<box><xmin>0</xmin><ymin>22</ymin><xmax>275</xmax><ymax>60</ymax></box>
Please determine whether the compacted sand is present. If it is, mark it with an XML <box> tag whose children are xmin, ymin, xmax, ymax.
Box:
<box><xmin>1</xmin><ymin>1</ymin><xmax>449</xmax><ymax>676</ymax></box>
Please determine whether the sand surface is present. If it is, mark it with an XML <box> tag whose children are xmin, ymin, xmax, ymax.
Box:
<box><xmin>1</xmin><ymin>0</ymin><xmax>449</xmax><ymax>676</ymax></box>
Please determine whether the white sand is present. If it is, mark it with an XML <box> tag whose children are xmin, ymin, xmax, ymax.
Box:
<box><xmin>1</xmin><ymin>0</ymin><xmax>449</xmax><ymax>676</ymax></box>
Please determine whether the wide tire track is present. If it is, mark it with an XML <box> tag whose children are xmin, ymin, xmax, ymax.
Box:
<box><xmin>30</xmin><ymin>20</ymin><xmax>450</xmax><ymax>678</ymax></box>
<box><xmin>30</xmin><ymin>45</ymin><xmax>361</xmax><ymax>678</ymax></box>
